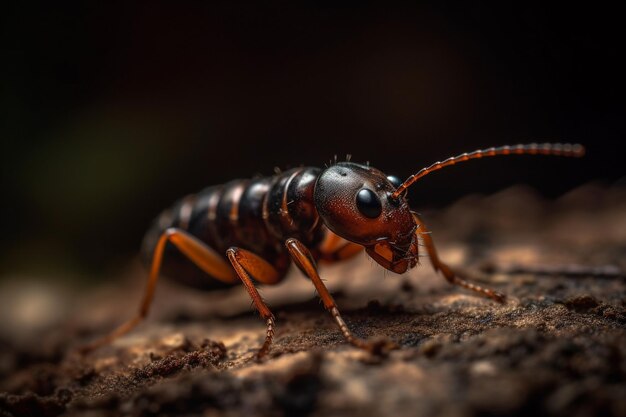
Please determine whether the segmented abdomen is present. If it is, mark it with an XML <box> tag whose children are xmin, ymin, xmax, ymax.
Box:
<box><xmin>141</xmin><ymin>167</ymin><xmax>324</xmax><ymax>290</ymax></box>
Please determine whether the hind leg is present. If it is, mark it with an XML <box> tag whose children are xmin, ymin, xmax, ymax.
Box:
<box><xmin>79</xmin><ymin>227</ymin><xmax>237</xmax><ymax>353</ymax></box>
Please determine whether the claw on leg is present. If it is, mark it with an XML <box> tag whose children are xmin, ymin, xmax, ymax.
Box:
<box><xmin>256</xmin><ymin>317</ymin><xmax>275</xmax><ymax>360</ymax></box>
<box><xmin>331</xmin><ymin>307</ymin><xmax>399</xmax><ymax>355</ymax></box>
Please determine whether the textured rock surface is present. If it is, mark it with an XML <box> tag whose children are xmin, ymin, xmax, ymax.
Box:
<box><xmin>1</xmin><ymin>184</ymin><xmax>625</xmax><ymax>417</ymax></box>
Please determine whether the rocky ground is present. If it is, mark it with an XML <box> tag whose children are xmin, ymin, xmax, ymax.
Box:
<box><xmin>1</xmin><ymin>184</ymin><xmax>625</xmax><ymax>417</ymax></box>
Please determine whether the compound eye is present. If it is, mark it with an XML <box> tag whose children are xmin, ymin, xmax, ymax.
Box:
<box><xmin>356</xmin><ymin>188</ymin><xmax>382</xmax><ymax>218</ymax></box>
<box><xmin>387</xmin><ymin>175</ymin><xmax>403</xmax><ymax>189</ymax></box>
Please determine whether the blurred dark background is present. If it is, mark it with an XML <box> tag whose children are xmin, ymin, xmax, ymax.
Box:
<box><xmin>2</xmin><ymin>2</ymin><xmax>624</xmax><ymax>281</ymax></box>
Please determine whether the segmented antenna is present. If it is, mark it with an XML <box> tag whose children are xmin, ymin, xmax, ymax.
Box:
<box><xmin>391</xmin><ymin>143</ymin><xmax>585</xmax><ymax>199</ymax></box>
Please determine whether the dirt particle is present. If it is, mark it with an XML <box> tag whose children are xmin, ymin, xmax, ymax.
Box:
<box><xmin>419</xmin><ymin>339</ymin><xmax>442</xmax><ymax>358</ymax></box>
<box><xmin>400</xmin><ymin>280</ymin><xmax>414</xmax><ymax>293</ymax></box>
<box><xmin>564</xmin><ymin>295</ymin><xmax>599</xmax><ymax>312</ymax></box>
<box><xmin>73</xmin><ymin>366</ymin><xmax>96</xmax><ymax>386</ymax></box>
<box><xmin>470</xmin><ymin>360</ymin><xmax>497</xmax><ymax>376</ymax></box>
<box><xmin>133</xmin><ymin>342</ymin><xmax>226</xmax><ymax>380</ymax></box>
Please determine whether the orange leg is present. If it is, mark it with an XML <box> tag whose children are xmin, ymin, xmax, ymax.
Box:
<box><xmin>80</xmin><ymin>227</ymin><xmax>239</xmax><ymax>354</ymax></box>
<box><xmin>286</xmin><ymin>238</ymin><xmax>398</xmax><ymax>354</ymax></box>
<box><xmin>413</xmin><ymin>215</ymin><xmax>506</xmax><ymax>302</ymax></box>
<box><xmin>226</xmin><ymin>247</ymin><xmax>282</xmax><ymax>359</ymax></box>
<box><xmin>319</xmin><ymin>230</ymin><xmax>364</xmax><ymax>263</ymax></box>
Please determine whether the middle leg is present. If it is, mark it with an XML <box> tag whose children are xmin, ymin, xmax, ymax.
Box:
<box><xmin>226</xmin><ymin>247</ymin><xmax>283</xmax><ymax>359</ymax></box>
<box><xmin>318</xmin><ymin>230</ymin><xmax>364</xmax><ymax>263</ymax></box>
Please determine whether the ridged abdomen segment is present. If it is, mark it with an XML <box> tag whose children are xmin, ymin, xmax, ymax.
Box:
<box><xmin>263</xmin><ymin>167</ymin><xmax>323</xmax><ymax>245</ymax></box>
<box><xmin>141</xmin><ymin>167</ymin><xmax>324</xmax><ymax>290</ymax></box>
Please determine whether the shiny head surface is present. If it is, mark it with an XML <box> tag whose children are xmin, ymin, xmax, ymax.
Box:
<box><xmin>313</xmin><ymin>162</ymin><xmax>418</xmax><ymax>273</ymax></box>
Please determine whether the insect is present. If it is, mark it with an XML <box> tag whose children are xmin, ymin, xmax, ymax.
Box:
<box><xmin>81</xmin><ymin>143</ymin><xmax>585</xmax><ymax>357</ymax></box>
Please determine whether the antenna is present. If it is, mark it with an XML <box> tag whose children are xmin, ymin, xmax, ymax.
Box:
<box><xmin>391</xmin><ymin>143</ymin><xmax>585</xmax><ymax>199</ymax></box>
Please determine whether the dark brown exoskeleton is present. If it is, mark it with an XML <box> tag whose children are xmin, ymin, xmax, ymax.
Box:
<box><xmin>81</xmin><ymin>143</ymin><xmax>585</xmax><ymax>357</ymax></box>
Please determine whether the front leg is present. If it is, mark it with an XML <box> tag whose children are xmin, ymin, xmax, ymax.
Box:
<box><xmin>285</xmin><ymin>238</ymin><xmax>398</xmax><ymax>354</ymax></box>
<box><xmin>413</xmin><ymin>214</ymin><xmax>506</xmax><ymax>303</ymax></box>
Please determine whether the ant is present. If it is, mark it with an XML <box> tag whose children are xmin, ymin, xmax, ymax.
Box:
<box><xmin>81</xmin><ymin>143</ymin><xmax>584</xmax><ymax>358</ymax></box>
